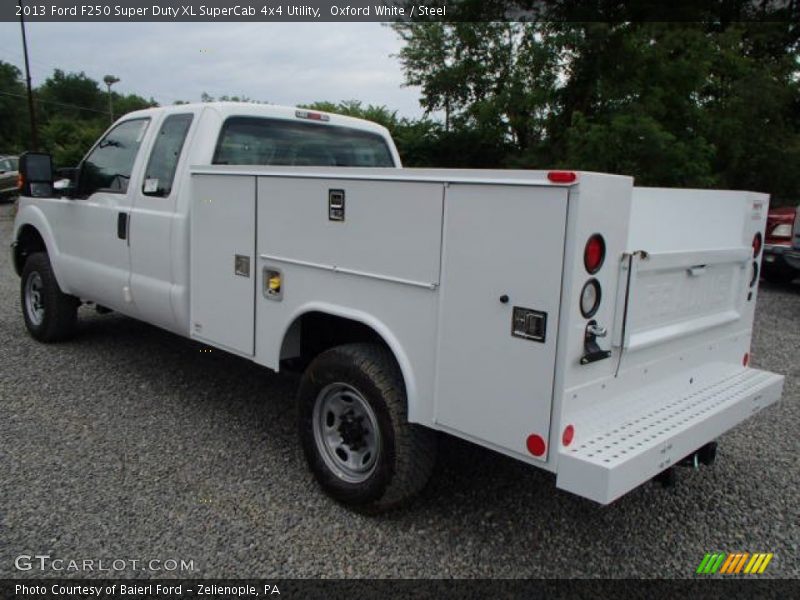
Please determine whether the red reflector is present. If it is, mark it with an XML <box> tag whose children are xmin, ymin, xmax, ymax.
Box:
<box><xmin>562</xmin><ymin>425</ymin><xmax>575</xmax><ymax>447</ymax></box>
<box><xmin>584</xmin><ymin>234</ymin><xmax>606</xmax><ymax>274</ymax></box>
<box><xmin>547</xmin><ymin>170</ymin><xmax>577</xmax><ymax>183</ymax></box>
<box><xmin>752</xmin><ymin>232</ymin><xmax>762</xmax><ymax>257</ymax></box>
<box><xmin>743</xmin><ymin>352</ymin><xmax>750</xmax><ymax>367</ymax></box>
<box><xmin>526</xmin><ymin>434</ymin><xmax>546</xmax><ymax>457</ymax></box>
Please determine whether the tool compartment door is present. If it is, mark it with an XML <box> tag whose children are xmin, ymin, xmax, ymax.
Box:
<box><xmin>434</xmin><ymin>184</ymin><xmax>568</xmax><ymax>460</ymax></box>
<box><xmin>189</xmin><ymin>174</ymin><xmax>256</xmax><ymax>356</ymax></box>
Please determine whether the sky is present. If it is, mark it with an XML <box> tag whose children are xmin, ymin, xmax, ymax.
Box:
<box><xmin>0</xmin><ymin>21</ymin><xmax>426</xmax><ymax>117</ymax></box>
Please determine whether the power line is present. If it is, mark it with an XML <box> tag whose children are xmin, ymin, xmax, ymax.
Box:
<box><xmin>0</xmin><ymin>89</ymin><xmax>110</xmax><ymax>114</ymax></box>
<box><xmin>0</xmin><ymin>50</ymin><xmax>182</xmax><ymax>105</ymax></box>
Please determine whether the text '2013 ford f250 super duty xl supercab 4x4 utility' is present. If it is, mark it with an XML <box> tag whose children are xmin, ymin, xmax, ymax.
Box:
<box><xmin>12</xmin><ymin>103</ymin><xmax>784</xmax><ymax>512</ymax></box>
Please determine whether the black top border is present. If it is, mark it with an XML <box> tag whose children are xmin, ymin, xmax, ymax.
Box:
<box><xmin>2</xmin><ymin>0</ymin><xmax>799</xmax><ymax>23</ymax></box>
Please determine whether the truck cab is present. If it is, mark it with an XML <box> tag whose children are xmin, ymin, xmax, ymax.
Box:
<box><xmin>13</xmin><ymin>103</ymin><xmax>400</xmax><ymax>336</ymax></box>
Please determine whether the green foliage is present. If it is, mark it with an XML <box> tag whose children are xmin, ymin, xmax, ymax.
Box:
<box><xmin>0</xmin><ymin>62</ymin><xmax>155</xmax><ymax>167</ymax></box>
<box><xmin>394</xmin><ymin>20</ymin><xmax>800</xmax><ymax>201</ymax></box>
<box><xmin>0</xmin><ymin>62</ymin><xmax>29</xmax><ymax>153</ymax></box>
<box><xmin>36</xmin><ymin>69</ymin><xmax>106</xmax><ymax>122</ymax></box>
<box><xmin>39</xmin><ymin>116</ymin><xmax>105</xmax><ymax>168</ymax></box>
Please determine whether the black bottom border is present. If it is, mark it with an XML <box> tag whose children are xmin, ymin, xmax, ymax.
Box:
<box><xmin>3</xmin><ymin>579</ymin><xmax>800</xmax><ymax>600</ymax></box>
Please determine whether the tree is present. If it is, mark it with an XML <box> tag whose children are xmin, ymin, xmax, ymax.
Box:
<box><xmin>393</xmin><ymin>21</ymin><xmax>558</xmax><ymax>159</ymax></box>
<box><xmin>701</xmin><ymin>23</ymin><xmax>800</xmax><ymax>201</ymax></box>
<box><xmin>0</xmin><ymin>61</ymin><xmax>29</xmax><ymax>152</ymax></box>
<box><xmin>394</xmin><ymin>17</ymin><xmax>800</xmax><ymax>198</ymax></box>
<box><xmin>39</xmin><ymin>116</ymin><xmax>105</xmax><ymax>167</ymax></box>
<box><xmin>555</xmin><ymin>22</ymin><xmax>718</xmax><ymax>186</ymax></box>
<box><xmin>30</xmin><ymin>69</ymin><xmax>155</xmax><ymax>166</ymax></box>
<box><xmin>302</xmin><ymin>100</ymin><xmax>400</xmax><ymax>132</ymax></box>
<box><xmin>36</xmin><ymin>69</ymin><xmax>106</xmax><ymax>121</ymax></box>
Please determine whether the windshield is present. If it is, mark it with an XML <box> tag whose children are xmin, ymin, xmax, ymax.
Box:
<box><xmin>213</xmin><ymin>117</ymin><xmax>395</xmax><ymax>167</ymax></box>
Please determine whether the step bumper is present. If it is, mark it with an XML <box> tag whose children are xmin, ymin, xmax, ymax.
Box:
<box><xmin>556</xmin><ymin>368</ymin><xmax>783</xmax><ymax>504</ymax></box>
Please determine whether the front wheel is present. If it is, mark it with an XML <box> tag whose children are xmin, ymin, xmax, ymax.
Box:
<box><xmin>297</xmin><ymin>343</ymin><xmax>437</xmax><ymax>512</ymax></box>
<box><xmin>21</xmin><ymin>252</ymin><xmax>79</xmax><ymax>342</ymax></box>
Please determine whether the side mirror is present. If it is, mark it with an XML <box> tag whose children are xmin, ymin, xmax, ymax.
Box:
<box><xmin>19</xmin><ymin>152</ymin><xmax>54</xmax><ymax>197</ymax></box>
<box><xmin>54</xmin><ymin>166</ymin><xmax>79</xmax><ymax>195</ymax></box>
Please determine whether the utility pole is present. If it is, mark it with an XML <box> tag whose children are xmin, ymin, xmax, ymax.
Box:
<box><xmin>104</xmin><ymin>75</ymin><xmax>120</xmax><ymax>124</ymax></box>
<box><xmin>18</xmin><ymin>0</ymin><xmax>38</xmax><ymax>150</ymax></box>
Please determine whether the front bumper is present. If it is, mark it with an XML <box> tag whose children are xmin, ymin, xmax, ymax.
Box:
<box><xmin>556</xmin><ymin>367</ymin><xmax>783</xmax><ymax>504</ymax></box>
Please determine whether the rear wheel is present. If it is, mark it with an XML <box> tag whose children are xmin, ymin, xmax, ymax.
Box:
<box><xmin>298</xmin><ymin>343</ymin><xmax>437</xmax><ymax>512</ymax></box>
<box><xmin>21</xmin><ymin>252</ymin><xmax>79</xmax><ymax>342</ymax></box>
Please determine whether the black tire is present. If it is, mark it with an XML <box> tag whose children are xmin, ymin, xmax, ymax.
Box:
<box><xmin>298</xmin><ymin>343</ymin><xmax>437</xmax><ymax>512</ymax></box>
<box><xmin>20</xmin><ymin>252</ymin><xmax>79</xmax><ymax>342</ymax></box>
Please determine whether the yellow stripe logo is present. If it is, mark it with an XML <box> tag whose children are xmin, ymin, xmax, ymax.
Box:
<box><xmin>697</xmin><ymin>552</ymin><xmax>773</xmax><ymax>574</ymax></box>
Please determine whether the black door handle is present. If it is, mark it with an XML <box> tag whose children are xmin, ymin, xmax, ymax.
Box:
<box><xmin>117</xmin><ymin>212</ymin><xmax>128</xmax><ymax>240</ymax></box>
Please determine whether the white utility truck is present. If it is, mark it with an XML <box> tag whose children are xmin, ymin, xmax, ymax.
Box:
<box><xmin>12</xmin><ymin>103</ymin><xmax>783</xmax><ymax>511</ymax></box>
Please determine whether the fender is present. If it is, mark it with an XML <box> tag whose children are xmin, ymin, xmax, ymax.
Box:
<box><xmin>13</xmin><ymin>201</ymin><xmax>73</xmax><ymax>295</ymax></box>
<box><xmin>277</xmin><ymin>301</ymin><xmax>422</xmax><ymax>424</ymax></box>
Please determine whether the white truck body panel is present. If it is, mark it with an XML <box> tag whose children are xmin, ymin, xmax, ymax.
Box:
<box><xmin>12</xmin><ymin>103</ymin><xmax>784</xmax><ymax>504</ymax></box>
<box><xmin>434</xmin><ymin>183</ymin><xmax>567</xmax><ymax>461</ymax></box>
<box><xmin>190</xmin><ymin>174</ymin><xmax>257</xmax><ymax>356</ymax></box>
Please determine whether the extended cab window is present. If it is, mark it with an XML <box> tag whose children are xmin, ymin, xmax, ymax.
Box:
<box><xmin>212</xmin><ymin>117</ymin><xmax>395</xmax><ymax>167</ymax></box>
<box><xmin>142</xmin><ymin>114</ymin><xmax>193</xmax><ymax>197</ymax></box>
<box><xmin>79</xmin><ymin>118</ymin><xmax>149</xmax><ymax>196</ymax></box>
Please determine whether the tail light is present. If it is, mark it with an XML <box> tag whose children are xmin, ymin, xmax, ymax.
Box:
<box><xmin>17</xmin><ymin>173</ymin><xmax>24</xmax><ymax>191</ymax></box>
<box><xmin>547</xmin><ymin>170</ymin><xmax>577</xmax><ymax>183</ymax></box>
<box><xmin>771</xmin><ymin>223</ymin><xmax>792</xmax><ymax>238</ymax></box>
<box><xmin>584</xmin><ymin>234</ymin><xmax>605</xmax><ymax>274</ymax></box>
<box><xmin>580</xmin><ymin>234</ymin><xmax>608</xmax><ymax>365</ymax></box>
<box><xmin>752</xmin><ymin>232</ymin><xmax>762</xmax><ymax>257</ymax></box>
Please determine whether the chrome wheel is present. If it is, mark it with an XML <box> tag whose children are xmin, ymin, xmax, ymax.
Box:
<box><xmin>25</xmin><ymin>272</ymin><xmax>45</xmax><ymax>326</ymax></box>
<box><xmin>312</xmin><ymin>382</ymin><xmax>381</xmax><ymax>484</ymax></box>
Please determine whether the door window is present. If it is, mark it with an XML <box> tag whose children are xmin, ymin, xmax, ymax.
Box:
<box><xmin>78</xmin><ymin>119</ymin><xmax>149</xmax><ymax>197</ymax></box>
<box><xmin>142</xmin><ymin>114</ymin><xmax>194</xmax><ymax>197</ymax></box>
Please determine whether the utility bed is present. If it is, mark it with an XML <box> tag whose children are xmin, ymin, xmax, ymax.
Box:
<box><xmin>187</xmin><ymin>165</ymin><xmax>781</xmax><ymax>504</ymax></box>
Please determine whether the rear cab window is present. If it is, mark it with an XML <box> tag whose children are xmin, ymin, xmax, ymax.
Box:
<box><xmin>212</xmin><ymin>116</ymin><xmax>395</xmax><ymax>167</ymax></box>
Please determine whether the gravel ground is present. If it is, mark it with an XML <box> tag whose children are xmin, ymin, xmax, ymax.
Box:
<box><xmin>0</xmin><ymin>199</ymin><xmax>798</xmax><ymax>579</ymax></box>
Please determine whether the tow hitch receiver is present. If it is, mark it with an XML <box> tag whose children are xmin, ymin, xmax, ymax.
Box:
<box><xmin>655</xmin><ymin>442</ymin><xmax>719</xmax><ymax>489</ymax></box>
